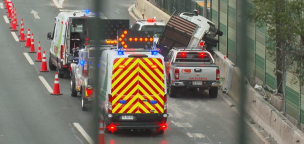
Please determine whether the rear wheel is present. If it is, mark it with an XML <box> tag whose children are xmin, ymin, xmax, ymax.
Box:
<box><xmin>209</xmin><ymin>87</ymin><xmax>218</xmax><ymax>98</ymax></box>
<box><xmin>57</xmin><ymin>67</ymin><xmax>65</xmax><ymax>78</ymax></box>
<box><xmin>70</xmin><ymin>76</ymin><xmax>77</xmax><ymax>97</ymax></box>
<box><xmin>168</xmin><ymin>78</ymin><xmax>177</xmax><ymax>98</ymax></box>
<box><xmin>49</xmin><ymin>56</ymin><xmax>56</xmax><ymax>70</ymax></box>
<box><xmin>81</xmin><ymin>86</ymin><xmax>89</xmax><ymax>111</ymax></box>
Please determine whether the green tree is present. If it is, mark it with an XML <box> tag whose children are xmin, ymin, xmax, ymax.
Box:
<box><xmin>249</xmin><ymin>0</ymin><xmax>304</xmax><ymax>92</ymax></box>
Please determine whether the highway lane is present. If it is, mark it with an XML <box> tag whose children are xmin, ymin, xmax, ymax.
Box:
<box><xmin>0</xmin><ymin>0</ymin><xmax>265</xmax><ymax>144</ymax></box>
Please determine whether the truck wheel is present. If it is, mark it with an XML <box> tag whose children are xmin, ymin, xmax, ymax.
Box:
<box><xmin>168</xmin><ymin>78</ymin><xmax>177</xmax><ymax>98</ymax></box>
<box><xmin>81</xmin><ymin>86</ymin><xmax>89</xmax><ymax>111</ymax></box>
<box><xmin>49</xmin><ymin>56</ymin><xmax>56</xmax><ymax>70</ymax></box>
<box><xmin>70</xmin><ymin>77</ymin><xmax>77</xmax><ymax>97</ymax></box>
<box><xmin>209</xmin><ymin>87</ymin><xmax>218</xmax><ymax>98</ymax></box>
<box><xmin>58</xmin><ymin>68</ymin><xmax>65</xmax><ymax>78</ymax></box>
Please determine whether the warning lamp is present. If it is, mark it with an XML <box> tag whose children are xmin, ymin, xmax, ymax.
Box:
<box><xmin>151</xmin><ymin>50</ymin><xmax>158</xmax><ymax>55</ymax></box>
<box><xmin>118</xmin><ymin>38</ymin><xmax>122</xmax><ymax>41</ymax></box>
<box><xmin>86</xmin><ymin>88</ymin><xmax>92</xmax><ymax>95</ymax></box>
<box><xmin>144</xmin><ymin>38</ymin><xmax>148</xmax><ymax>42</ymax></box>
<box><xmin>124</xmin><ymin>45</ymin><xmax>128</xmax><ymax>48</ymax></box>
<box><xmin>117</xmin><ymin>50</ymin><xmax>124</xmax><ymax>55</ymax></box>
<box><xmin>134</xmin><ymin>37</ymin><xmax>138</xmax><ymax>42</ymax></box>
<box><xmin>106</xmin><ymin>40</ymin><xmax>110</xmax><ymax>44</ymax></box>
<box><xmin>110</xmin><ymin>41</ymin><xmax>114</xmax><ymax>44</ymax></box>
<box><xmin>129</xmin><ymin>38</ymin><xmax>133</xmax><ymax>42</ymax></box>
<box><xmin>149</xmin><ymin>37</ymin><xmax>153</xmax><ymax>42</ymax></box>
<box><xmin>199</xmin><ymin>52</ymin><xmax>204</xmax><ymax>57</ymax></box>
<box><xmin>108</xmin><ymin>123</ymin><xmax>117</xmax><ymax>133</ymax></box>
<box><xmin>85</xmin><ymin>9</ymin><xmax>90</xmax><ymax>15</ymax></box>
<box><xmin>121</xmin><ymin>34</ymin><xmax>125</xmax><ymax>38</ymax></box>
<box><xmin>180</xmin><ymin>52</ymin><xmax>187</xmax><ymax>57</ymax></box>
<box><xmin>86</xmin><ymin>38</ymin><xmax>89</xmax><ymax>41</ymax></box>
<box><xmin>121</xmin><ymin>41</ymin><xmax>125</xmax><ymax>45</ymax></box>
<box><xmin>123</xmin><ymin>30</ymin><xmax>128</xmax><ymax>35</ymax></box>
<box><xmin>85</xmin><ymin>42</ymin><xmax>89</xmax><ymax>45</ymax></box>
<box><xmin>114</xmin><ymin>40</ymin><xmax>117</xmax><ymax>44</ymax></box>
<box><xmin>147</xmin><ymin>18</ymin><xmax>155</xmax><ymax>22</ymax></box>
<box><xmin>200</xmin><ymin>41</ymin><xmax>204</xmax><ymax>46</ymax></box>
<box><xmin>139</xmin><ymin>38</ymin><xmax>143</xmax><ymax>41</ymax></box>
<box><xmin>80</xmin><ymin>60</ymin><xmax>84</xmax><ymax>66</ymax></box>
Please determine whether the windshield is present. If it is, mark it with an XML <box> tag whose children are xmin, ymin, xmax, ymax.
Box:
<box><xmin>175</xmin><ymin>52</ymin><xmax>212</xmax><ymax>62</ymax></box>
<box><xmin>141</xmin><ymin>25</ymin><xmax>165</xmax><ymax>38</ymax></box>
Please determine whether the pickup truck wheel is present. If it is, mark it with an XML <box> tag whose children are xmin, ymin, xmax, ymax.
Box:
<box><xmin>209</xmin><ymin>87</ymin><xmax>218</xmax><ymax>98</ymax></box>
<box><xmin>49</xmin><ymin>57</ymin><xmax>56</xmax><ymax>70</ymax></box>
<box><xmin>57</xmin><ymin>68</ymin><xmax>65</xmax><ymax>78</ymax></box>
<box><xmin>81</xmin><ymin>87</ymin><xmax>89</xmax><ymax>111</ymax></box>
<box><xmin>169</xmin><ymin>86</ymin><xmax>177</xmax><ymax>98</ymax></box>
<box><xmin>70</xmin><ymin>77</ymin><xmax>77</xmax><ymax>97</ymax></box>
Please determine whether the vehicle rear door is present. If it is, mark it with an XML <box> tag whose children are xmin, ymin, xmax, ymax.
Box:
<box><xmin>111</xmin><ymin>57</ymin><xmax>165</xmax><ymax>114</ymax></box>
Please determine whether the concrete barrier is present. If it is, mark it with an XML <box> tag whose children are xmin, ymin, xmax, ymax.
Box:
<box><xmin>131</xmin><ymin>0</ymin><xmax>304</xmax><ymax>143</ymax></box>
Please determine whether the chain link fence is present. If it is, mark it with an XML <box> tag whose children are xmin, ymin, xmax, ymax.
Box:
<box><xmin>150</xmin><ymin>0</ymin><xmax>211</xmax><ymax>19</ymax></box>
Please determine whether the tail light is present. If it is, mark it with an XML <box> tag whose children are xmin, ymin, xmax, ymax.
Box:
<box><xmin>216</xmin><ymin>69</ymin><xmax>220</xmax><ymax>81</ymax></box>
<box><xmin>85</xmin><ymin>86</ymin><xmax>93</xmax><ymax>98</ymax></box>
<box><xmin>85</xmin><ymin>37</ymin><xmax>89</xmax><ymax>45</ymax></box>
<box><xmin>60</xmin><ymin>45</ymin><xmax>65</xmax><ymax>59</ymax></box>
<box><xmin>174</xmin><ymin>68</ymin><xmax>179</xmax><ymax>80</ymax></box>
<box><xmin>108</xmin><ymin>122</ymin><xmax>117</xmax><ymax>133</ymax></box>
<box><xmin>106</xmin><ymin>94</ymin><xmax>113</xmax><ymax>113</ymax></box>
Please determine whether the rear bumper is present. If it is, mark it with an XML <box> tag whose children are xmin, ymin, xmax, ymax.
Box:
<box><xmin>104</xmin><ymin>113</ymin><xmax>168</xmax><ymax>129</ymax></box>
<box><xmin>172</xmin><ymin>80</ymin><xmax>220</xmax><ymax>88</ymax></box>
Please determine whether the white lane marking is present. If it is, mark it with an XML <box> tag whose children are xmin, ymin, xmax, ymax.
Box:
<box><xmin>3</xmin><ymin>15</ymin><xmax>9</xmax><ymax>23</ymax></box>
<box><xmin>53</xmin><ymin>0</ymin><xmax>63</xmax><ymax>8</ymax></box>
<box><xmin>192</xmin><ymin>133</ymin><xmax>206</xmax><ymax>138</ymax></box>
<box><xmin>181</xmin><ymin>123</ymin><xmax>192</xmax><ymax>127</ymax></box>
<box><xmin>23</xmin><ymin>53</ymin><xmax>35</xmax><ymax>65</ymax></box>
<box><xmin>31</xmin><ymin>10</ymin><xmax>40</xmax><ymax>19</ymax></box>
<box><xmin>0</xmin><ymin>3</ymin><xmax>3</xmax><ymax>9</ymax></box>
<box><xmin>73</xmin><ymin>123</ymin><xmax>94</xmax><ymax>144</ymax></box>
<box><xmin>186</xmin><ymin>132</ymin><xmax>193</xmax><ymax>137</ymax></box>
<box><xmin>11</xmin><ymin>32</ymin><xmax>19</xmax><ymax>42</ymax></box>
<box><xmin>38</xmin><ymin>76</ymin><xmax>53</xmax><ymax>93</ymax></box>
<box><xmin>172</xmin><ymin>121</ymin><xmax>183</xmax><ymax>127</ymax></box>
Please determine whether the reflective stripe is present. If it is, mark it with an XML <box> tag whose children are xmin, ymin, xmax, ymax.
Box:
<box><xmin>42</xmin><ymin>59</ymin><xmax>46</xmax><ymax>62</ymax></box>
<box><xmin>54</xmin><ymin>81</ymin><xmax>59</xmax><ymax>84</ymax></box>
<box><xmin>99</xmin><ymin>130</ymin><xmax>104</xmax><ymax>134</ymax></box>
<box><xmin>99</xmin><ymin>123</ymin><xmax>103</xmax><ymax>128</ymax></box>
<box><xmin>55</xmin><ymin>75</ymin><xmax>58</xmax><ymax>79</ymax></box>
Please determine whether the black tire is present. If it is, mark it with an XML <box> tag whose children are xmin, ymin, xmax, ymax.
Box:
<box><xmin>168</xmin><ymin>78</ymin><xmax>177</xmax><ymax>98</ymax></box>
<box><xmin>49</xmin><ymin>56</ymin><xmax>56</xmax><ymax>70</ymax></box>
<box><xmin>209</xmin><ymin>87</ymin><xmax>218</xmax><ymax>98</ymax></box>
<box><xmin>70</xmin><ymin>76</ymin><xmax>77</xmax><ymax>97</ymax></box>
<box><xmin>81</xmin><ymin>86</ymin><xmax>89</xmax><ymax>111</ymax></box>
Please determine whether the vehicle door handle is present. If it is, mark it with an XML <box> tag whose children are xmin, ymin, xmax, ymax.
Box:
<box><xmin>194</xmin><ymin>69</ymin><xmax>202</xmax><ymax>72</ymax></box>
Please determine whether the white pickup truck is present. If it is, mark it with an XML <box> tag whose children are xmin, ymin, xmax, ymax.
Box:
<box><xmin>165</xmin><ymin>47</ymin><xmax>220</xmax><ymax>98</ymax></box>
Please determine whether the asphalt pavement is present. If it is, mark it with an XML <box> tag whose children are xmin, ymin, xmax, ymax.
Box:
<box><xmin>0</xmin><ymin>0</ymin><xmax>265</xmax><ymax>144</ymax></box>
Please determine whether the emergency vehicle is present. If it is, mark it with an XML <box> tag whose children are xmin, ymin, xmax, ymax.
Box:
<box><xmin>70</xmin><ymin>45</ymin><xmax>168</xmax><ymax>133</ymax></box>
<box><xmin>47</xmin><ymin>10</ymin><xmax>129</xmax><ymax>78</ymax></box>
<box><xmin>130</xmin><ymin>18</ymin><xmax>166</xmax><ymax>46</ymax></box>
<box><xmin>47</xmin><ymin>10</ymin><xmax>95</xmax><ymax>78</ymax></box>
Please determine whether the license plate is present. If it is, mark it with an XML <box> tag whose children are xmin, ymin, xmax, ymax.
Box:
<box><xmin>193</xmin><ymin>81</ymin><xmax>202</xmax><ymax>85</ymax></box>
<box><xmin>122</xmin><ymin>115</ymin><xmax>134</xmax><ymax>120</ymax></box>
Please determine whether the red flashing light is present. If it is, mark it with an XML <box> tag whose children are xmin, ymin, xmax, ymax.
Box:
<box><xmin>85</xmin><ymin>38</ymin><xmax>89</xmax><ymax>41</ymax></box>
<box><xmin>200</xmin><ymin>42</ymin><xmax>204</xmax><ymax>46</ymax></box>
<box><xmin>85</xmin><ymin>42</ymin><xmax>88</xmax><ymax>45</ymax></box>
<box><xmin>199</xmin><ymin>53</ymin><xmax>204</xmax><ymax>57</ymax></box>
<box><xmin>107</xmin><ymin>123</ymin><xmax>117</xmax><ymax>133</ymax></box>
<box><xmin>180</xmin><ymin>52</ymin><xmax>187</xmax><ymax>57</ymax></box>
<box><xmin>86</xmin><ymin>88</ymin><xmax>92</xmax><ymax>95</ymax></box>
<box><xmin>147</xmin><ymin>18</ymin><xmax>155</xmax><ymax>22</ymax></box>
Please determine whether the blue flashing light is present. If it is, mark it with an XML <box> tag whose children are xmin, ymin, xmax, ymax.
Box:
<box><xmin>85</xmin><ymin>9</ymin><xmax>90</xmax><ymax>15</ymax></box>
<box><xmin>118</xmin><ymin>50</ymin><xmax>124</xmax><ymax>55</ymax></box>
<box><xmin>151</xmin><ymin>50</ymin><xmax>158</xmax><ymax>55</ymax></box>
<box><xmin>120</xmin><ymin>100</ymin><xmax>127</xmax><ymax>104</ymax></box>
<box><xmin>150</xmin><ymin>100</ymin><xmax>157</xmax><ymax>104</ymax></box>
<box><xmin>89</xmin><ymin>61</ymin><xmax>91</xmax><ymax>64</ymax></box>
<box><xmin>98</xmin><ymin>64</ymin><xmax>100</xmax><ymax>67</ymax></box>
<box><xmin>80</xmin><ymin>60</ymin><xmax>84</xmax><ymax>66</ymax></box>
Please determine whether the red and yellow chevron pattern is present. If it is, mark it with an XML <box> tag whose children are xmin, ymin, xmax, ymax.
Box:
<box><xmin>111</xmin><ymin>58</ymin><xmax>165</xmax><ymax>114</ymax></box>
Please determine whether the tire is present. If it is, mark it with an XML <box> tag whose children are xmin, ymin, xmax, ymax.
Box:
<box><xmin>81</xmin><ymin>86</ymin><xmax>89</xmax><ymax>111</ymax></box>
<box><xmin>168</xmin><ymin>78</ymin><xmax>177</xmax><ymax>98</ymax></box>
<box><xmin>209</xmin><ymin>87</ymin><xmax>218</xmax><ymax>98</ymax></box>
<box><xmin>49</xmin><ymin>56</ymin><xmax>56</xmax><ymax>70</ymax></box>
<box><xmin>58</xmin><ymin>67</ymin><xmax>65</xmax><ymax>78</ymax></box>
<box><xmin>70</xmin><ymin>76</ymin><xmax>77</xmax><ymax>97</ymax></box>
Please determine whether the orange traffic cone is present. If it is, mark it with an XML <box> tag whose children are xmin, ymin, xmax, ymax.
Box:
<box><xmin>51</xmin><ymin>72</ymin><xmax>62</xmax><ymax>95</ymax></box>
<box><xmin>19</xmin><ymin>19</ymin><xmax>23</xmax><ymax>36</ymax></box>
<box><xmin>11</xmin><ymin>14</ymin><xmax>17</xmax><ymax>31</ymax></box>
<box><xmin>19</xmin><ymin>23</ymin><xmax>25</xmax><ymax>42</ymax></box>
<box><xmin>40</xmin><ymin>51</ymin><xmax>49</xmax><ymax>72</ymax></box>
<box><xmin>14</xmin><ymin>13</ymin><xmax>18</xmax><ymax>26</ymax></box>
<box><xmin>29</xmin><ymin>34</ymin><xmax>36</xmax><ymax>53</ymax></box>
<box><xmin>35</xmin><ymin>42</ymin><xmax>42</xmax><ymax>62</ymax></box>
<box><xmin>25</xmin><ymin>29</ymin><xmax>31</xmax><ymax>47</ymax></box>
<box><xmin>98</xmin><ymin>119</ymin><xmax>105</xmax><ymax>144</ymax></box>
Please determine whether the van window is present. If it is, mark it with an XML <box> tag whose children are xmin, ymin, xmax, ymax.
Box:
<box><xmin>175</xmin><ymin>52</ymin><xmax>212</xmax><ymax>62</ymax></box>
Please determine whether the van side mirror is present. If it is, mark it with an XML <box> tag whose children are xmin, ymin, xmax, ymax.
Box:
<box><xmin>47</xmin><ymin>32</ymin><xmax>52</xmax><ymax>40</ymax></box>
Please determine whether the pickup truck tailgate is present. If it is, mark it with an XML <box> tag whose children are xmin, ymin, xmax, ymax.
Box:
<box><xmin>173</xmin><ymin>63</ymin><xmax>218</xmax><ymax>81</ymax></box>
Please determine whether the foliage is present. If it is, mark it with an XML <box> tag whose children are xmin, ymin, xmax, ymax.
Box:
<box><xmin>249</xmin><ymin>0</ymin><xmax>304</xmax><ymax>85</ymax></box>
